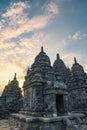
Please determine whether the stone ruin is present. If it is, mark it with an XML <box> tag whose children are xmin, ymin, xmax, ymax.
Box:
<box><xmin>68</xmin><ymin>58</ymin><xmax>87</xmax><ymax>113</ymax></box>
<box><xmin>0</xmin><ymin>73</ymin><xmax>23</xmax><ymax>118</ymax></box>
<box><xmin>22</xmin><ymin>47</ymin><xmax>68</xmax><ymax>117</ymax></box>
<box><xmin>8</xmin><ymin>47</ymin><xmax>87</xmax><ymax>130</ymax></box>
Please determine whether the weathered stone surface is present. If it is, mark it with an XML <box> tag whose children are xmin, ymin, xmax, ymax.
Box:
<box><xmin>1</xmin><ymin>47</ymin><xmax>87</xmax><ymax>130</ymax></box>
<box><xmin>68</xmin><ymin>58</ymin><xmax>87</xmax><ymax>113</ymax></box>
<box><xmin>9</xmin><ymin>47</ymin><xmax>87</xmax><ymax>130</ymax></box>
<box><xmin>1</xmin><ymin>74</ymin><xmax>23</xmax><ymax>118</ymax></box>
<box><xmin>9</xmin><ymin>113</ymin><xmax>87</xmax><ymax>130</ymax></box>
<box><xmin>53</xmin><ymin>53</ymin><xmax>70</xmax><ymax>83</ymax></box>
<box><xmin>22</xmin><ymin>47</ymin><xmax>68</xmax><ymax>117</ymax></box>
<box><xmin>0</xmin><ymin>120</ymin><xmax>11</xmax><ymax>130</ymax></box>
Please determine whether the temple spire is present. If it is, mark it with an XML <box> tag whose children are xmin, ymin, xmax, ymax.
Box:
<box><xmin>27</xmin><ymin>67</ymin><xmax>30</xmax><ymax>74</ymax></box>
<box><xmin>41</xmin><ymin>46</ymin><xmax>44</xmax><ymax>52</ymax></box>
<box><xmin>57</xmin><ymin>53</ymin><xmax>60</xmax><ymax>60</ymax></box>
<box><xmin>8</xmin><ymin>80</ymin><xmax>10</xmax><ymax>84</ymax></box>
<box><xmin>74</xmin><ymin>57</ymin><xmax>77</xmax><ymax>64</ymax></box>
<box><xmin>14</xmin><ymin>73</ymin><xmax>17</xmax><ymax>80</ymax></box>
<box><xmin>28</xmin><ymin>67</ymin><xmax>30</xmax><ymax>71</ymax></box>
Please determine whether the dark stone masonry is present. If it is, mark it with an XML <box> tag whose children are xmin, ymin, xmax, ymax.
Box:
<box><xmin>1</xmin><ymin>47</ymin><xmax>87</xmax><ymax>130</ymax></box>
<box><xmin>0</xmin><ymin>74</ymin><xmax>23</xmax><ymax>118</ymax></box>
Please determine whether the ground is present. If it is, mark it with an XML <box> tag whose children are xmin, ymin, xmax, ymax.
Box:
<box><xmin>0</xmin><ymin>120</ymin><xmax>11</xmax><ymax>130</ymax></box>
<box><xmin>0</xmin><ymin>119</ymin><xmax>87</xmax><ymax>130</ymax></box>
<box><xmin>0</xmin><ymin>120</ymin><xmax>19</xmax><ymax>130</ymax></box>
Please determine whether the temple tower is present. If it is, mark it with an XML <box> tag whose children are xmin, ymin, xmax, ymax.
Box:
<box><xmin>1</xmin><ymin>74</ymin><xmax>22</xmax><ymax>113</ymax></box>
<box><xmin>68</xmin><ymin>58</ymin><xmax>87</xmax><ymax>112</ymax></box>
<box><xmin>23</xmin><ymin>47</ymin><xmax>68</xmax><ymax>117</ymax></box>
<box><xmin>53</xmin><ymin>53</ymin><xmax>70</xmax><ymax>83</ymax></box>
<box><xmin>9</xmin><ymin>48</ymin><xmax>87</xmax><ymax>130</ymax></box>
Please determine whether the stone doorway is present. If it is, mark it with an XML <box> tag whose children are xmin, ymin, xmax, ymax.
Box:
<box><xmin>56</xmin><ymin>94</ymin><xmax>65</xmax><ymax>115</ymax></box>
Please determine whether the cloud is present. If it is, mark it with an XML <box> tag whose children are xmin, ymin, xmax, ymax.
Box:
<box><xmin>68</xmin><ymin>31</ymin><xmax>81</xmax><ymax>40</ymax></box>
<box><xmin>62</xmin><ymin>52</ymin><xmax>81</xmax><ymax>68</ymax></box>
<box><xmin>0</xmin><ymin>15</ymin><xmax>50</xmax><ymax>43</ymax></box>
<box><xmin>0</xmin><ymin>2</ymin><xmax>29</xmax><ymax>42</ymax></box>
<box><xmin>2</xmin><ymin>2</ymin><xmax>30</xmax><ymax>17</ymax></box>
<box><xmin>46</xmin><ymin>2</ymin><xmax>59</xmax><ymax>15</ymax></box>
<box><xmin>0</xmin><ymin>1</ymin><xmax>59</xmax><ymax>44</ymax></box>
<box><xmin>0</xmin><ymin>0</ymin><xmax>58</xmax><ymax>67</ymax></box>
<box><xmin>0</xmin><ymin>31</ymin><xmax>49</xmax><ymax>93</ymax></box>
<box><xmin>0</xmin><ymin>31</ymin><xmax>49</xmax><ymax>66</ymax></box>
<box><xmin>68</xmin><ymin>31</ymin><xmax>87</xmax><ymax>41</ymax></box>
<box><xmin>0</xmin><ymin>1</ymin><xmax>60</xmax><ymax>94</ymax></box>
<box><xmin>62</xmin><ymin>52</ymin><xmax>87</xmax><ymax>74</ymax></box>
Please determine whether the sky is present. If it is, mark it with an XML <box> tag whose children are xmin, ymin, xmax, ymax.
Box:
<box><xmin>0</xmin><ymin>0</ymin><xmax>87</xmax><ymax>95</ymax></box>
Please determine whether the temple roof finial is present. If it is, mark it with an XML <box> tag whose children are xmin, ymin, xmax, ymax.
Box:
<box><xmin>27</xmin><ymin>67</ymin><xmax>30</xmax><ymax>74</ymax></box>
<box><xmin>8</xmin><ymin>80</ymin><xmax>10</xmax><ymax>84</ymax></box>
<box><xmin>28</xmin><ymin>67</ymin><xmax>29</xmax><ymax>71</ymax></box>
<box><xmin>41</xmin><ymin>46</ymin><xmax>44</xmax><ymax>52</ymax></box>
<box><xmin>74</xmin><ymin>57</ymin><xmax>77</xmax><ymax>64</ymax></box>
<box><xmin>57</xmin><ymin>53</ymin><xmax>60</xmax><ymax>60</ymax></box>
<box><xmin>14</xmin><ymin>73</ymin><xmax>17</xmax><ymax>80</ymax></box>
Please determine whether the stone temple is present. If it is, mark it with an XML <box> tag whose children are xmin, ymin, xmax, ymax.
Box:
<box><xmin>68</xmin><ymin>58</ymin><xmax>87</xmax><ymax>113</ymax></box>
<box><xmin>2</xmin><ymin>47</ymin><xmax>87</xmax><ymax>129</ymax></box>
<box><xmin>0</xmin><ymin>74</ymin><xmax>23</xmax><ymax>118</ymax></box>
<box><xmin>22</xmin><ymin>47</ymin><xmax>68</xmax><ymax>118</ymax></box>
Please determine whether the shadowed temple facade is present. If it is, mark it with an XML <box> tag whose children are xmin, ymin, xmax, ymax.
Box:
<box><xmin>22</xmin><ymin>47</ymin><xmax>68</xmax><ymax>117</ymax></box>
<box><xmin>0</xmin><ymin>74</ymin><xmax>23</xmax><ymax>118</ymax></box>
<box><xmin>1</xmin><ymin>47</ymin><xmax>87</xmax><ymax>130</ymax></box>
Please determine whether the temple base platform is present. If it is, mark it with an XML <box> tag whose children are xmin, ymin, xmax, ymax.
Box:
<box><xmin>9</xmin><ymin>113</ymin><xmax>87</xmax><ymax>130</ymax></box>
